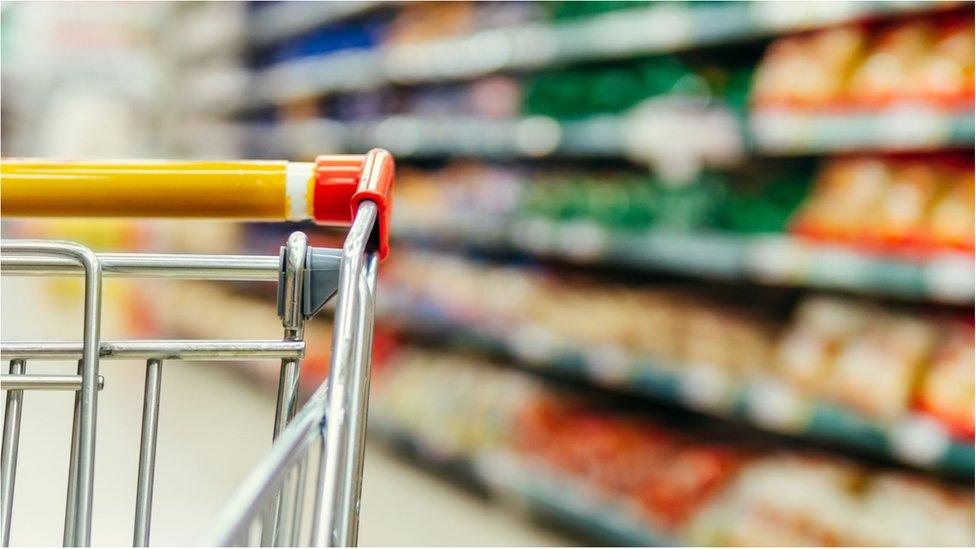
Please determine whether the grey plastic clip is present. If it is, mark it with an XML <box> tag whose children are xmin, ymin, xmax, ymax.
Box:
<box><xmin>277</xmin><ymin>246</ymin><xmax>343</xmax><ymax>319</ymax></box>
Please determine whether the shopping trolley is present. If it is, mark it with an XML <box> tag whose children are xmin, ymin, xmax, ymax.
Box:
<box><xmin>0</xmin><ymin>150</ymin><xmax>395</xmax><ymax>547</ymax></box>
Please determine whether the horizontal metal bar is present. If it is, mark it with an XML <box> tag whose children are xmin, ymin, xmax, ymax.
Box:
<box><xmin>0</xmin><ymin>340</ymin><xmax>304</xmax><ymax>361</ymax></box>
<box><xmin>2</xmin><ymin>374</ymin><xmax>105</xmax><ymax>391</ymax></box>
<box><xmin>1</xmin><ymin>253</ymin><xmax>281</xmax><ymax>281</ymax></box>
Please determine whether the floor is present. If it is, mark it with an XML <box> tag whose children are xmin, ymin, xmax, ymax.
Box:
<box><xmin>1</xmin><ymin>276</ymin><xmax>572</xmax><ymax>546</ymax></box>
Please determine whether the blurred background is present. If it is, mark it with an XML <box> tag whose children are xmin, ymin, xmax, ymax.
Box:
<box><xmin>1</xmin><ymin>1</ymin><xmax>974</xmax><ymax>546</ymax></box>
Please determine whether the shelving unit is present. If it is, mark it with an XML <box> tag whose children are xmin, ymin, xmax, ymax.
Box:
<box><xmin>379</xmin><ymin>294</ymin><xmax>974</xmax><ymax>479</ymax></box>
<box><xmin>218</xmin><ymin>108</ymin><xmax>974</xmax><ymax>160</ymax></box>
<box><xmin>369</xmin><ymin>419</ymin><xmax>676</xmax><ymax>547</ymax></box>
<box><xmin>173</xmin><ymin>1</ymin><xmax>974</xmax><ymax>545</ymax></box>
<box><xmin>394</xmin><ymin>213</ymin><xmax>975</xmax><ymax>303</ymax></box>
<box><xmin>236</xmin><ymin>1</ymin><xmax>943</xmax><ymax>108</ymax></box>
<box><xmin>244</xmin><ymin>116</ymin><xmax>617</xmax><ymax>159</ymax></box>
<box><xmin>751</xmin><ymin>106</ymin><xmax>976</xmax><ymax>154</ymax></box>
<box><xmin>204</xmin><ymin>108</ymin><xmax>974</xmax><ymax>181</ymax></box>
<box><xmin>249</xmin><ymin>1</ymin><xmax>385</xmax><ymax>46</ymax></box>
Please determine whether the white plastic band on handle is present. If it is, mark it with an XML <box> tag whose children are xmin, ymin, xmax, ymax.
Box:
<box><xmin>286</xmin><ymin>162</ymin><xmax>315</xmax><ymax>221</ymax></box>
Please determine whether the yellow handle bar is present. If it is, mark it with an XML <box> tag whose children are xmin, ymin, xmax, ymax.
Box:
<box><xmin>0</xmin><ymin>159</ymin><xmax>316</xmax><ymax>220</ymax></box>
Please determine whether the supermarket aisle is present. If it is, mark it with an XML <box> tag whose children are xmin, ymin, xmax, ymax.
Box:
<box><xmin>0</xmin><ymin>277</ymin><xmax>569</xmax><ymax>546</ymax></box>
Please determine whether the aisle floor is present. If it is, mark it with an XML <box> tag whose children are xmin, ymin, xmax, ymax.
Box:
<box><xmin>1</xmin><ymin>277</ymin><xmax>572</xmax><ymax>546</ymax></box>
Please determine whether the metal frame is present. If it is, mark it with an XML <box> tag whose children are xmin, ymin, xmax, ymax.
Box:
<box><xmin>0</xmin><ymin>201</ymin><xmax>381</xmax><ymax>547</ymax></box>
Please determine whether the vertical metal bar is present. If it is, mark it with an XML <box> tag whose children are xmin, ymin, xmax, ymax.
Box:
<box><xmin>263</xmin><ymin>232</ymin><xmax>307</xmax><ymax>546</ymax></box>
<box><xmin>273</xmin><ymin>462</ymin><xmax>300</xmax><ymax>546</ymax></box>
<box><xmin>63</xmin><ymin>361</ymin><xmax>82</xmax><ymax>546</ymax></box>
<box><xmin>72</xmin><ymin>245</ymin><xmax>102</xmax><ymax>547</ymax></box>
<box><xmin>288</xmin><ymin>455</ymin><xmax>309</xmax><ymax>547</ymax></box>
<box><xmin>2</xmin><ymin>242</ymin><xmax>102</xmax><ymax>547</ymax></box>
<box><xmin>308</xmin><ymin>425</ymin><xmax>331</xmax><ymax>546</ymax></box>
<box><xmin>273</xmin><ymin>361</ymin><xmax>303</xmax><ymax>440</ymax></box>
<box><xmin>312</xmin><ymin>202</ymin><xmax>377</xmax><ymax>546</ymax></box>
<box><xmin>133</xmin><ymin>359</ymin><xmax>162</xmax><ymax>547</ymax></box>
<box><xmin>262</xmin><ymin>361</ymin><xmax>301</xmax><ymax>547</ymax></box>
<box><xmin>335</xmin><ymin>255</ymin><xmax>378</xmax><ymax>546</ymax></box>
<box><xmin>1</xmin><ymin>359</ymin><xmax>26</xmax><ymax>546</ymax></box>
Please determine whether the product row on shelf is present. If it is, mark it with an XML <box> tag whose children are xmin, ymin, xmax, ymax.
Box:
<box><xmin>750</xmin><ymin>12</ymin><xmax>976</xmax><ymax>152</ymax></box>
<box><xmin>751</xmin><ymin>14</ymin><xmax>974</xmax><ymax>109</ymax></box>
<box><xmin>392</xmin><ymin>156</ymin><xmax>975</xmax><ymax>302</ymax></box>
<box><xmin>237</xmin><ymin>4</ymin><xmax>972</xmax><ymax>152</ymax></box>
<box><xmin>174</xmin><ymin>3</ymin><xmax>975</xmax><ymax>165</ymax></box>
<box><xmin>248</xmin><ymin>1</ymin><xmax>383</xmax><ymax>46</ymax></box>
<box><xmin>237</xmin><ymin>1</ymin><xmax>951</xmax><ymax>107</ymax></box>
<box><xmin>172</xmin><ymin>4</ymin><xmax>976</xmax><ymax>158</ymax></box>
<box><xmin>377</xmin><ymin>249</ymin><xmax>974</xmax><ymax>476</ymax></box>
<box><xmin>369</xmin><ymin>346</ymin><xmax>974</xmax><ymax>546</ymax></box>
<box><xmin>207</xmin><ymin>107</ymin><xmax>973</xmax><ymax>168</ymax></box>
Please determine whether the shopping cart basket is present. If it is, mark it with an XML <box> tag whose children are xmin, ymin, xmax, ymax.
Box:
<box><xmin>0</xmin><ymin>150</ymin><xmax>395</xmax><ymax>547</ymax></box>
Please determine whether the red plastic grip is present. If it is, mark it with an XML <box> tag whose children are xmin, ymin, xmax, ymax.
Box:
<box><xmin>312</xmin><ymin>149</ymin><xmax>395</xmax><ymax>260</ymax></box>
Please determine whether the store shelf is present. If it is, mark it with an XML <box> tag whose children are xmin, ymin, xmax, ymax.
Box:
<box><xmin>393</xmin><ymin>213</ymin><xmax>976</xmax><ymax>304</ymax></box>
<box><xmin>243</xmin><ymin>106</ymin><xmax>973</xmax><ymax>163</ymax></box>
<box><xmin>245</xmin><ymin>1</ymin><xmax>940</xmax><ymax>106</ymax></box>
<box><xmin>751</xmin><ymin>107</ymin><xmax>976</xmax><ymax>154</ymax></box>
<box><xmin>170</xmin><ymin>3</ymin><xmax>246</xmax><ymax>62</ymax></box>
<box><xmin>249</xmin><ymin>115</ymin><xmax>629</xmax><ymax>160</ymax></box>
<box><xmin>379</xmin><ymin>298</ymin><xmax>975</xmax><ymax>479</ymax></box>
<box><xmin>369</xmin><ymin>419</ymin><xmax>674</xmax><ymax>546</ymax></box>
<box><xmin>249</xmin><ymin>1</ymin><xmax>386</xmax><ymax>46</ymax></box>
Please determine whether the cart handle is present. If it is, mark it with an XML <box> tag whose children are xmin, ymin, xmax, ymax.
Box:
<box><xmin>0</xmin><ymin>149</ymin><xmax>395</xmax><ymax>259</ymax></box>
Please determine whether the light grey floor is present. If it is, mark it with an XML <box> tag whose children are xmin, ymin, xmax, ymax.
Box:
<box><xmin>1</xmin><ymin>277</ymin><xmax>571</xmax><ymax>546</ymax></box>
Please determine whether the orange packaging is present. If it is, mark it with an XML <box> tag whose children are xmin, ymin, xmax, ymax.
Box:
<box><xmin>915</xmin><ymin>321</ymin><xmax>975</xmax><ymax>437</ymax></box>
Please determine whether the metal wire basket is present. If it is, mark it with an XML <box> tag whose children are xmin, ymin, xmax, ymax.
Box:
<box><xmin>0</xmin><ymin>150</ymin><xmax>395</xmax><ymax>547</ymax></box>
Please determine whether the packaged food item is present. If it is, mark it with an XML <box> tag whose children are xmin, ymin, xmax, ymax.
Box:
<box><xmin>827</xmin><ymin>313</ymin><xmax>934</xmax><ymax>420</ymax></box>
<box><xmin>384</xmin><ymin>2</ymin><xmax>475</xmax><ymax>45</ymax></box>
<box><xmin>371</xmin><ymin>347</ymin><xmax>539</xmax><ymax>456</ymax></box>
<box><xmin>915</xmin><ymin>320</ymin><xmax>975</xmax><ymax>436</ymax></box>
<box><xmin>874</xmin><ymin>162</ymin><xmax>942</xmax><ymax>245</ymax></box>
<box><xmin>385</xmin><ymin>251</ymin><xmax>972</xmax><ymax>435</ymax></box>
<box><xmin>521</xmin><ymin>57</ymin><xmax>711</xmax><ymax>119</ymax></box>
<box><xmin>753</xmin><ymin>17</ymin><xmax>974</xmax><ymax>108</ymax></box>
<box><xmin>376</xmin><ymin>345</ymin><xmax>974</xmax><ymax>546</ymax></box>
<box><xmin>849</xmin><ymin>22</ymin><xmax>934</xmax><ymax>104</ymax></box>
<box><xmin>791</xmin><ymin>158</ymin><xmax>890</xmax><ymax>241</ymax></box>
<box><xmin>773</xmin><ymin>297</ymin><xmax>869</xmax><ymax>389</ymax></box>
<box><xmin>637</xmin><ymin>444</ymin><xmax>743</xmax><ymax>530</ymax></box>
<box><xmin>790</xmin><ymin>154</ymin><xmax>974</xmax><ymax>253</ymax></box>
<box><xmin>396</xmin><ymin>162</ymin><xmax>811</xmax><ymax>237</ymax></box>
<box><xmin>914</xmin><ymin>21</ymin><xmax>975</xmax><ymax>101</ymax></box>
<box><xmin>855</xmin><ymin>472</ymin><xmax>976</xmax><ymax>546</ymax></box>
<box><xmin>926</xmin><ymin>169</ymin><xmax>975</xmax><ymax>250</ymax></box>
<box><xmin>752</xmin><ymin>26</ymin><xmax>866</xmax><ymax>107</ymax></box>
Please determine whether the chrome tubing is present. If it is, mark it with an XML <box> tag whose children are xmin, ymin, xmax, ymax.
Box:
<box><xmin>1</xmin><ymin>360</ymin><xmax>26</xmax><ymax>546</ymax></box>
<box><xmin>312</xmin><ymin>201</ymin><xmax>378</xmax><ymax>547</ymax></box>
<box><xmin>1</xmin><ymin>375</ymin><xmax>105</xmax><ymax>391</ymax></box>
<box><xmin>1</xmin><ymin>340</ymin><xmax>304</xmax><ymax>361</ymax></box>
<box><xmin>205</xmin><ymin>201</ymin><xmax>380</xmax><ymax>547</ymax></box>
<box><xmin>132</xmin><ymin>359</ymin><xmax>162</xmax><ymax>547</ymax></box>
<box><xmin>263</xmin><ymin>231</ymin><xmax>308</xmax><ymax>546</ymax></box>
<box><xmin>0</xmin><ymin>237</ymin><xmax>315</xmax><ymax>546</ymax></box>
<box><xmin>2</xmin><ymin>201</ymin><xmax>384</xmax><ymax>546</ymax></box>
<box><xmin>335</xmin><ymin>254</ymin><xmax>378</xmax><ymax>545</ymax></box>
<box><xmin>1</xmin><ymin>253</ymin><xmax>280</xmax><ymax>281</ymax></box>
<box><xmin>2</xmin><ymin>241</ymin><xmax>103</xmax><ymax>547</ymax></box>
